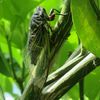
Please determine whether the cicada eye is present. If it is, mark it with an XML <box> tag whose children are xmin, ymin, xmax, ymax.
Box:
<box><xmin>36</xmin><ymin>6</ymin><xmax>40</xmax><ymax>10</ymax></box>
<box><xmin>43</xmin><ymin>8</ymin><xmax>46</xmax><ymax>13</ymax></box>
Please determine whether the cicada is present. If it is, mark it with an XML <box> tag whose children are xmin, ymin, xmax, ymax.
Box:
<box><xmin>27</xmin><ymin>6</ymin><xmax>67</xmax><ymax>65</ymax></box>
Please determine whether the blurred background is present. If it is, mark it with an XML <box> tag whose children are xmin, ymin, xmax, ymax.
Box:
<box><xmin>0</xmin><ymin>0</ymin><xmax>100</xmax><ymax>100</ymax></box>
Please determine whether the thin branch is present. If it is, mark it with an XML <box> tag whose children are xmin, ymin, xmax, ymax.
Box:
<box><xmin>79</xmin><ymin>45</ymin><xmax>87</xmax><ymax>100</ymax></box>
<box><xmin>79</xmin><ymin>79</ymin><xmax>84</xmax><ymax>100</ymax></box>
<box><xmin>6</xmin><ymin>35</ymin><xmax>17</xmax><ymax>79</ymax></box>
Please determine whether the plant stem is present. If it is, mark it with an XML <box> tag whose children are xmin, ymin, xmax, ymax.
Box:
<box><xmin>6</xmin><ymin>35</ymin><xmax>24</xmax><ymax>93</ymax></box>
<box><xmin>42</xmin><ymin>53</ymin><xmax>100</xmax><ymax>100</ymax></box>
<box><xmin>45</xmin><ymin>49</ymin><xmax>88</xmax><ymax>86</ymax></box>
<box><xmin>79</xmin><ymin>79</ymin><xmax>84</xmax><ymax>100</ymax></box>
<box><xmin>6</xmin><ymin>35</ymin><xmax>17</xmax><ymax>79</ymax></box>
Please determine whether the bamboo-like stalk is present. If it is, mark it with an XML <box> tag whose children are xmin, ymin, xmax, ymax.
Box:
<box><xmin>41</xmin><ymin>53</ymin><xmax>100</xmax><ymax>100</ymax></box>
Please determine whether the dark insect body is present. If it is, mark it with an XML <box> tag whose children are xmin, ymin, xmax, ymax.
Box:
<box><xmin>28</xmin><ymin>6</ymin><xmax>67</xmax><ymax>65</ymax></box>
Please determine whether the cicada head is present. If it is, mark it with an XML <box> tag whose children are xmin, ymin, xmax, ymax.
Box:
<box><xmin>36</xmin><ymin>6</ymin><xmax>49</xmax><ymax>21</ymax></box>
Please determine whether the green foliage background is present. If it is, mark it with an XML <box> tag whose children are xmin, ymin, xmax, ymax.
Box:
<box><xmin>0</xmin><ymin>0</ymin><xmax>100</xmax><ymax>100</ymax></box>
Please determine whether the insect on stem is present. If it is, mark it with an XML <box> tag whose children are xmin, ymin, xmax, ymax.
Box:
<box><xmin>27</xmin><ymin>6</ymin><xmax>68</xmax><ymax>65</ymax></box>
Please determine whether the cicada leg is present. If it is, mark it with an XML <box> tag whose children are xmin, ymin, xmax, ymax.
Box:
<box><xmin>49</xmin><ymin>25</ymin><xmax>54</xmax><ymax>34</ymax></box>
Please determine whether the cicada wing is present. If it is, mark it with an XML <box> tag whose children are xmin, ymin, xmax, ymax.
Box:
<box><xmin>28</xmin><ymin>28</ymin><xmax>45</xmax><ymax>65</ymax></box>
<box><xmin>44</xmin><ymin>30</ymin><xmax>50</xmax><ymax>57</ymax></box>
<box><xmin>23</xmin><ymin>28</ymin><xmax>45</xmax><ymax>72</ymax></box>
<box><xmin>23</xmin><ymin>44</ymin><xmax>35</xmax><ymax>74</ymax></box>
<box><xmin>23</xmin><ymin>26</ymin><xmax>50</xmax><ymax>75</ymax></box>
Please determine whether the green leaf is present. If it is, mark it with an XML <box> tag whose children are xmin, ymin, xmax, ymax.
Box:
<box><xmin>53</xmin><ymin>41</ymin><xmax>73</xmax><ymax>70</ymax></box>
<box><xmin>84</xmin><ymin>66</ymin><xmax>100</xmax><ymax>99</ymax></box>
<box><xmin>5</xmin><ymin>78</ymin><xmax>12</xmax><ymax>93</ymax></box>
<box><xmin>0</xmin><ymin>48</ymin><xmax>12</xmax><ymax>77</ymax></box>
<box><xmin>0</xmin><ymin>46</ymin><xmax>21</xmax><ymax>77</ymax></box>
<box><xmin>0</xmin><ymin>43</ymin><xmax>22</xmax><ymax>66</ymax></box>
<box><xmin>67</xmin><ymin>84</ymin><xmax>79</xmax><ymax>100</ymax></box>
<box><xmin>12</xmin><ymin>58</ymin><xmax>21</xmax><ymax>75</ymax></box>
<box><xmin>0</xmin><ymin>0</ymin><xmax>43</xmax><ymax>20</ymax></box>
<box><xmin>10</xmin><ymin>15</ymin><xmax>22</xmax><ymax>32</ymax></box>
<box><xmin>71</xmin><ymin>0</ymin><xmax>100</xmax><ymax>58</ymax></box>
<box><xmin>0</xmin><ymin>85</ymin><xmax>5</xmax><ymax>100</ymax></box>
<box><xmin>11</xmin><ymin>0</ymin><xmax>44</xmax><ymax>19</ymax></box>
<box><xmin>0</xmin><ymin>0</ymin><xmax>17</xmax><ymax>20</ymax></box>
<box><xmin>4</xmin><ymin>53</ymin><xmax>21</xmax><ymax>75</ymax></box>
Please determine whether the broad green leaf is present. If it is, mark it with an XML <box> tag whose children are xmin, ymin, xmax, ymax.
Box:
<box><xmin>52</xmin><ymin>41</ymin><xmax>73</xmax><ymax>71</ymax></box>
<box><xmin>0</xmin><ymin>0</ymin><xmax>17</xmax><ymax>20</ymax></box>
<box><xmin>0</xmin><ymin>30</ymin><xmax>7</xmax><ymax>44</ymax></box>
<box><xmin>0</xmin><ymin>0</ymin><xmax>44</xmax><ymax>32</ymax></box>
<box><xmin>67</xmin><ymin>84</ymin><xmax>79</xmax><ymax>100</ymax></box>
<box><xmin>71</xmin><ymin>0</ymin><xmax>100</xmax><ymax>58</ymax></box>
<box><xmin>0</xmin><ymin>47</ymin><xmax>21</xmax><ymax>77</ymax></box>
<box><xmin>0</xmin><ymin>43</ymin><xmax>22</xmax><ymax>66</ymax></box>
<box><xmin>5</xmin><ymin>78</ymin><xmax>12</xmax><ymax>93</ymax></box>
<box><xmin>95</xmin><ymin>90</ymin><xmax>100</xmax><ymax>100</ymax></box>
<box><xmin>10</xmin><ymin>15</ymin><xmax>23</xmax><ymax>32</ymax></box>
<box><xmin>0</xmin><ymin>2</ymin><xmax>3</xmax><ymax>19</ymax></box>
<box><xmin>0</xmin><ymin>20</ymin><xmax>24</xmax><ymax>49</ymax></box>
<box><xmin>4</xmin><ymin>53</ymin><xmax>21</xmax><ymax>75</ymax></box>
<box><xmin>84</xmin><ymin>66</ymin><xmax>100</xmax><ymax>99</ymax></box>
<box><xmin>0</xmin><ymin>0</ymin><xmax>43</xmax><ymax>20</ymax></box>
<box><xmin>11</xmin><ymin>0</ymin><xmax>44</xmax><ymax>19</ymax></box>
<box><xmin>41</xmin><ymin>0</ymin><xmax>63</xmax><ymax>12</ymax></box>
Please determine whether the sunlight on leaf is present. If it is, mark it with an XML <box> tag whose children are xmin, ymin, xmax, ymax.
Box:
<box><xmin>71</xmin><ymin>0</ymin><xmax>100</xmax><ymax>58</ymax></box>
